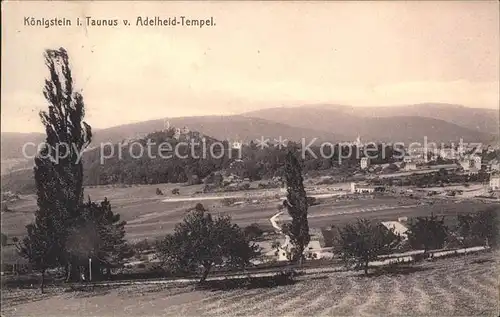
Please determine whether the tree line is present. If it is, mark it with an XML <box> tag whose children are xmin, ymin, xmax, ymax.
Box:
<box><xmin>336</xmin><ymin>207</ymin><xmax>498</xmax><ymax>275</ymax></box>
<box><xmin>79</xmin><ymin>140</ymin><xmax>405</xmax><ymax>186</ymax></box>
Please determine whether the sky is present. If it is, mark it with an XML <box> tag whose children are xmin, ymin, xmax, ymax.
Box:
<box><xmin>2</xmin><ymin>1</ymin><xmax>499</xmax><ymax>133</ymax></box>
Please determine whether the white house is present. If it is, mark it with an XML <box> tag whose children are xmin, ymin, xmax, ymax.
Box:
<box><xmin>381</xmin><ymin>221</ymin><xmax>409</xmax><ymax>240</ymax></box>
<box><xmin>350</xmin><ymin>182</ymin><xmax>383</xmax><ymax>194</ymax></box>
<box><xmin>405</xmin><ymin>161</ymin><xmax>417</xmax><ymax>171</ymax></box>
<box><xmin>473</xmin><ymin>156</ymin><xmax>482</xmax><ymax>170</ymax></box>
<box><xmin>355</xmin><ymin>186</ymin><xmax>375</xmax><ymax>194</ymax></box>
<box><xmin>490</xmin><ymin>175</ymin><xmax>500</xmax><ymax>191</ymax></box>
<box><xmin>460</xmin><ymin>159</ymin><xmax>471</xmax><ymax>171</ymax></box>
<box><xmin>360</xmin><ymin>157</ymin><xmax>370</xmax><ymax>169</ymax></box>
<box><xmin>267</xmin><ymin>239</ymin><xmax>333</xmax><ymax>262</ymax></box>
<box><xmin>268</xmin><ymin>212</ymin><xmax>333</xmax><ymax>262</ymax></box>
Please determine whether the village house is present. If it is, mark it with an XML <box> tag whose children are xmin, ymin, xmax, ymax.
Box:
<box><xmin>360</xmin><ymin>157</ymin><xmax>370</xmax><ymax>169</ymax></box>
<box><xmin>460</xmin><ymin>159</ymin><xmax>471</xmax><ymax>171</ymax></box>
<box><xmin>381</xmin><ymin>221</ymin><xmax>409</xmax><ymax>240</ymax></box>
<box><xmin>490</xmin><ymin>174</ymin><xmax>500</xmax><ymax>191</ymax></box>
<box><xmin>350</xmin><ymin>182</ymin><xmax>385</xmax><ymax>194</ymax></box>
<box><xmin>405</xmin><ymin>161</ymin><xmax>417</xmax><ymax>171</ymax></box>
<box><xmin>262</xmin><ymin>229</ymin><xmax>334</xmax><ymax>262</ymax></box>
<box><xmin>473</xmin><ymin>155</ymin><xmax>482</xmax><ymax>170</ymax></box>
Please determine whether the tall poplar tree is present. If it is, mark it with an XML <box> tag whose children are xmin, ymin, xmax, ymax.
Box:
<box><xmin>20</xmin><ymin>48</ymin><xmax>93</xmax><ymax>284</ymax></box>
<box><xmin>283</xmin><ymin>150</ymin><xmax>310</xmax><ymax>264</ymax></box>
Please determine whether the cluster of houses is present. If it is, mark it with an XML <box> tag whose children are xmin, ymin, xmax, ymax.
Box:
<box><xmin>458</xmin><ymin>155</ymin><xmax>482</xmax><ymax>174</ymax></box>
<box><xmin>256</xmin><ymin>213</ymin><xmax>410</xmax><ymax>263</ymax></box>
<box><xmin>490</xmin><ymin>174</ymin><xmax>500</xmax><ymax>191</ymax></box>
<box><xmin>172</xmin><ymin>126</ymin><xmax>190</xmax><ymax>139</ymax></box>
<box><xmin>259</xmin><ymin>228</ymin><xmax>335</xmax><ymax>262</ymax></box>
<box><xmin>358</xmin><ymin>143</ymin><xmax>500</xmax><ymax>192</ymax></box>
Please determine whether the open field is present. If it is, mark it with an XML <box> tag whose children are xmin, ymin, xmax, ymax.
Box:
<box><xmin>2</xmin><ymin>251</ymin><xmax>498</xmax><ymax>316</ymax></box>
<box><xmin>2</xmin><ymin>183</ymin><xmax>498</xmax><ymax>241</ymax></box>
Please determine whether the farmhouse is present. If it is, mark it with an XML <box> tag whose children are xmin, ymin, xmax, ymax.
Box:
<box><xmin>350</xmin><ymin>182</ymin><xmax>384</xmax><ymax>194</ymax></box>
<box><xmin>490</xmin><ymin>174</ymin><xmax>500</xmax><ymax>191</ymax></box>
<box><xmin>360</xmin><ymin>157</ymin><xmax>370</xmax><ymax>169</ymax></box>
<box><xmin>405</xmin><ymin>161</ymin><xmax>417</xmax><ymax>171</ymax></box>
<box><xmin>459</xmin><ymin>155</ymin><xmax>482</xmax><ymax>172</ymax></box>
<box><xmin>460</xmin><ymin>159</ymin><xmax>471</xmax><ymax>171</ymax></box>
<box><xmin>381</xmin><ymin>221</ymin><xmax>409</xmax><ymax>240</ymax></box>
<box><xmin>264</xmin><ymin>236</ymin><xmax>333</xmax><ymax>262</ymax></box>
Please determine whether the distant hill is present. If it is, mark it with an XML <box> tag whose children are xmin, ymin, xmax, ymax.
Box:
<box><xmin>87</xmin><ymin>115</ymin><xmax>347</xmax><ymax>145</ymax></box>
<box><xmin>353</xmin><ymin>116</ymin><xmax>495</xmax><ymax>144</ymax></box>
<box><xmin>243</xmin><ymin>106</ymin><xmax>495</xmax><ymax>144</ymax></box>
<box><xmin>1</xmin><ymin>127</ymin><xmax>298</xmax><ymax>193</ymax></box>
<box><xmin>1</xmin><ymin>168</ymin><xmax>35</xmax><ymax>194</ymax></box>
<box><xmin>2</xmin><ymin>103</ymin><xmax>497</xmax><ymax>163</ymax></box>
<box><xmin>305</xmin><ymin>103</ymin><xmax>499</xmax><ymax>135</ymax></box>
<box><xmin>0</xmin><ymin>132</ymin><xmax>45</xmax><ymax>160</ymax></box>
<box><xmin>1</xmin><ymin>116</ymin><xmax>346</xmax><ymax>160</ymax></box>
<box><xmin>166</xmin><ymin>116</ymin><xmax>348</xmax><ymax>144</ymax></box>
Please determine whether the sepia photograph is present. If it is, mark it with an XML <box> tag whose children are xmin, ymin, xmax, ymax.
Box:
<box><xmin>1</xmin><ymin>1</ymin><xmax>499</xmax><ymax>316</ymax></box>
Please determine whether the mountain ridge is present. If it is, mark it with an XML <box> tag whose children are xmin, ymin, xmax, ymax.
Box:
<box><xmin>2</xmin><ymin>103</ymin><xmax>498</xmax><ymax>162</ymax></box>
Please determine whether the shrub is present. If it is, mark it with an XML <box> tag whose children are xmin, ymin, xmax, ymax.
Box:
<box><xmin>221</xmin><ymin>198</ymin><xmax>237</xmax><ymax>206</ymax></box>
<box><xmin>194</xmin><ymin>203</ymin><xmax>206</xmax><ymax>212</ymax></box>
<box><xmin>407</xmin><ymin>214</ymin><xmax>448</xmax><ymax>253</ymax></box>
<box><xmin>244</xmin><ymin>223</ymin><xmax>264</xmax><ymax>240</ymax></box>
<box><xmin>306</xmin><ymin>196</ymin><xmax>320</xmax><ymax>206</ymax></box>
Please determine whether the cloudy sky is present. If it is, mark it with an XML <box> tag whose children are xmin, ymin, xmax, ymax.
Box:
<box><xmin>2</xmin><ymin>1</ymin><xmax>499</xmax><ymax>132</ymax></box>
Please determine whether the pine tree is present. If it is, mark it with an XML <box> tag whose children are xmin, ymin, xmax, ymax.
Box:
<box><xmin>66</xmin><ymin>198</ymin><xmax>133</xmax><ymax>280</ymax></box>
<box><xmin>283</xmin><ymin>150</ymin><xmax>310</xmax><ymax>264</ymax></box>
